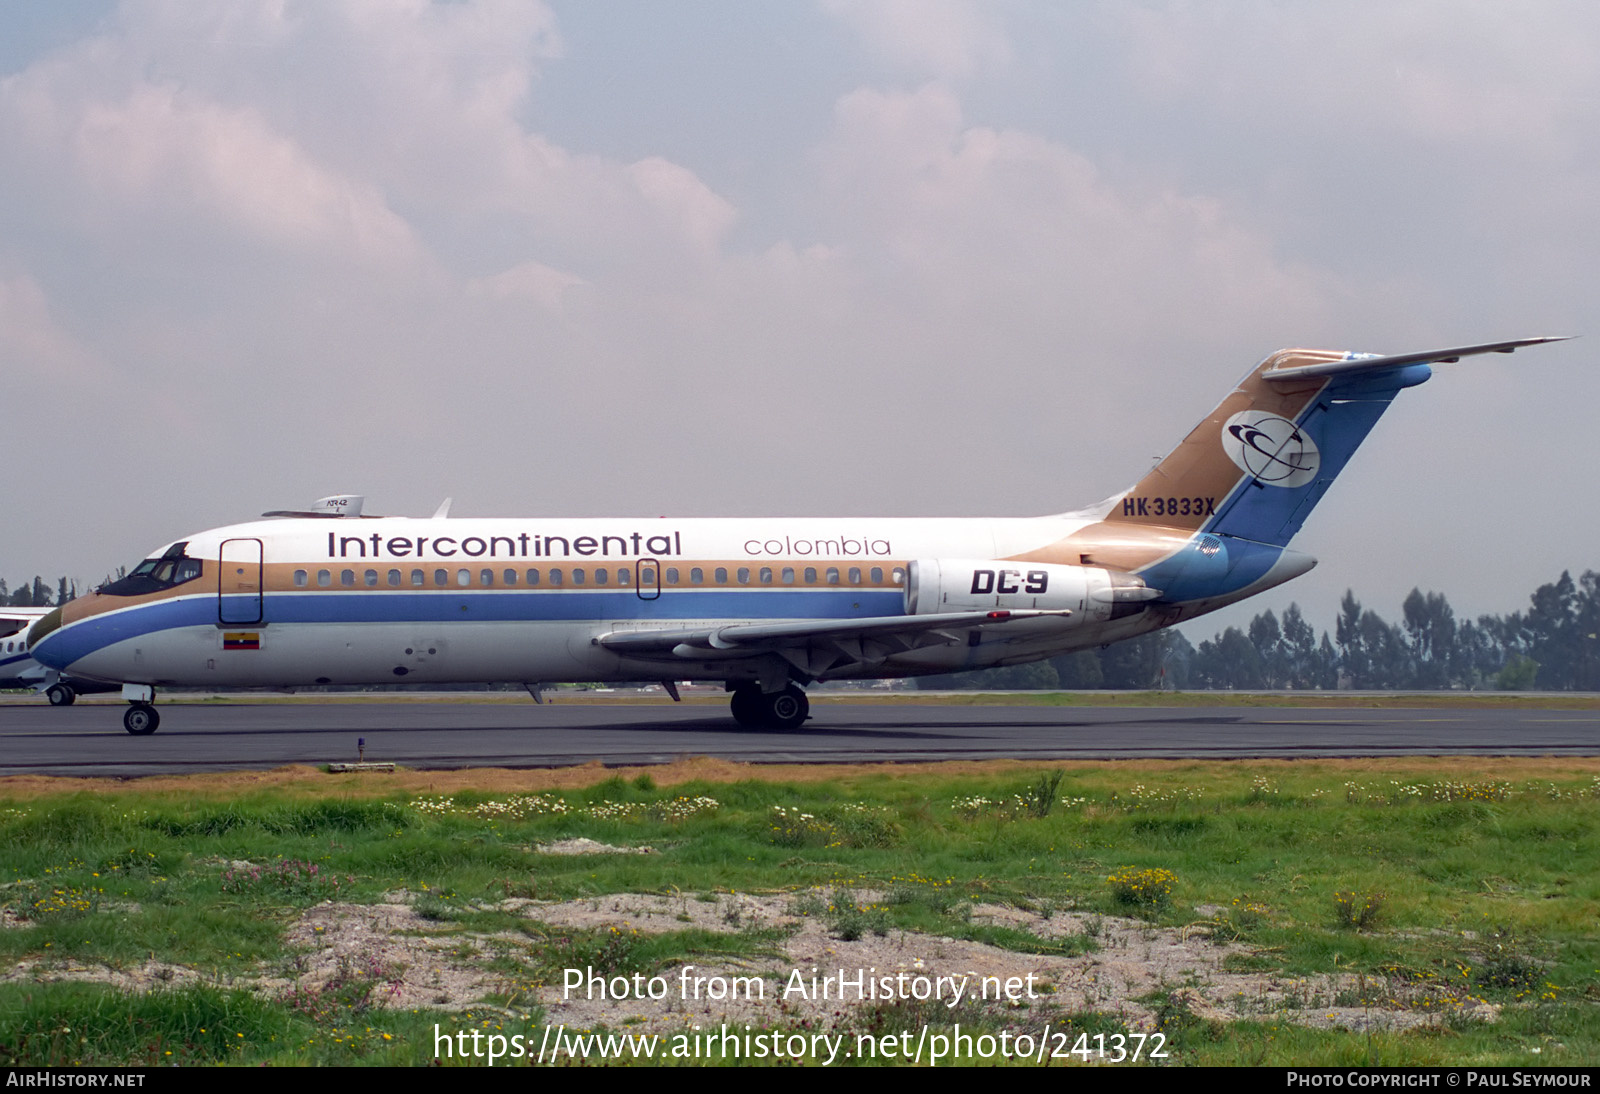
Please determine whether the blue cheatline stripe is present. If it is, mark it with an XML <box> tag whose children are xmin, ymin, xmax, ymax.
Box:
<box><xmin>32</xmin><ymin>587</ymin><xmax>909</xmax><ymax>669</ymax></box>
<box><xmin>267</xmin><ymin>587</ymin><xmax>902</xmax><ymax>624</ymax></box>
<box><xmin>32</xmin><ymin>598</ymin><xmax>215</xmax><ymax>668</ymax></box>
<box><xmin>0</xmin><ymin>652</ymin><xmax>34</xmax><ymax>669</ymax></box>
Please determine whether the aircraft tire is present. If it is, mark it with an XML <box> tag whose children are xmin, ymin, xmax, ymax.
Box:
<box><xmin>123</xmin><ymin>703</ymin><xmax>160</xmax><ymax>736</ymax></box>
<box><xmin>729</xmin><ymin>686</ymin><xmax>764</xmax><ymax>728</ymax></box>
<box><xmin>46</xmin><ymin>684</ymin><xmax>76</xmax><ymax>707</ymax></box>
<box><xmin>763</xmin><ymin>685</ymin><xmax>809</xmax><ymax>731</ymax></box>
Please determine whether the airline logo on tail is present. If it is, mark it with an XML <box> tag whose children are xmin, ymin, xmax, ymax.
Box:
<box><xmin>1221</xmin><ymin>411</ymin><xmax>1320</xmax><ymax>488</ymax></box>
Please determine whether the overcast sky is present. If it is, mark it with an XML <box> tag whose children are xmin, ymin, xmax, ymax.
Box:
<box><xmin>3</xmin><ymin>1</ymin><xmax>1595</xmax><ymax>641</ymax></box>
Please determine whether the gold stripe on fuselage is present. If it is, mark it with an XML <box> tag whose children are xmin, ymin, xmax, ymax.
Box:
<box><xmin>60</xmin><ymin>557</ymin><xmax>912</xmax><ymax>624</ymax></box>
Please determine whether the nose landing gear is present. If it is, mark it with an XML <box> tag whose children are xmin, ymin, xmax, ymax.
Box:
<box><xmin>120</xmin><ymin>684</ymin><xmax>160</xmax><ymax>735</ymax></box>
<box><xmin>123</xmin><ymin>703</ymin><xmax>160</xmax><ymax>735</ymax></box>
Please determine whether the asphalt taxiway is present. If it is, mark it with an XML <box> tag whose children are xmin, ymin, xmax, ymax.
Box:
<box><xmin>2</xmin><ymin>699</ymin><xmax>1597</xmax><ymax>777</ymax></box>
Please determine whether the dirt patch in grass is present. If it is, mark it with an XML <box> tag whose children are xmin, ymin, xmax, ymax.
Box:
<box><xmin>267</xmin><ymin>899</ymin><xmax>507</xmax><ymax>1011</ymax></box>
<box><xmin>446</xmin><ymin>890</ymin><xmax>1503</xmax><ymax>1035</ymax></box>
<box><xmin>0</xmin><ymin>957</ymin><xmax>209</xmax><ymax>994</ymax></box>
<box><xmin>2</xmin><ymin>889</ymin><xmax>1494</xmax><ymax>1037</ymax></box>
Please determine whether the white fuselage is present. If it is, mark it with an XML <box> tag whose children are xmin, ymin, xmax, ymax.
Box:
<box><xmin>36</xmin><ymin>511</ymin><xmax>1280</xmax><ymax>690</ymax></box>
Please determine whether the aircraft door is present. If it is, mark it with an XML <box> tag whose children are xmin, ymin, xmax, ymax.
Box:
<box><xmin>635</xmin><ymin>557</ymin><xmax>661</xmax><ymax>601</ymax></box>
<box><xmin>218</xmin><ymin>538</ymin><xmax>264</xmax><ymax>625</ymax></box>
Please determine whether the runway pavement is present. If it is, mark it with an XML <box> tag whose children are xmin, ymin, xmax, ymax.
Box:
<box><xmin>2</xmin><ymin>697</ymin><xmax>1597</xmax><ymax>776</ymax></box>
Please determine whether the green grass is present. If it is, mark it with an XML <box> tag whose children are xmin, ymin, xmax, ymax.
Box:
<box><xmin>0</xmin><ymin>761</ymin><xmax>1596</xmax><ymax>1065</ymax></box>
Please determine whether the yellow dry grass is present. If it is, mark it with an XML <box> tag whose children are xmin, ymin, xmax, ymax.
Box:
<box><xmin>1</xmin><ymin>754</ymin><xmax>1596</xmax><ymax>801</ymax></box>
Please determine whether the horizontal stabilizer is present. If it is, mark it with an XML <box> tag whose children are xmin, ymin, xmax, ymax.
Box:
<box><xmin>1263</xmin><ymin>336</ymin><xmax>1569</xmax><ymax>383</ymax></box>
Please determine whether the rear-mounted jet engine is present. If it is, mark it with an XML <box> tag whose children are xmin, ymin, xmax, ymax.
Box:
<box><xmin>904</xmin><ymin>559</ymin><xmax>1160</xmax><ymax>622</ymax></box>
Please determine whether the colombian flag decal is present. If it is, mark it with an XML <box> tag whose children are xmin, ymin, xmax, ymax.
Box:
<box><xmin>223</xmin><ymin>632</ymin><xmax>260</xmax><ymax>651</ymax></box>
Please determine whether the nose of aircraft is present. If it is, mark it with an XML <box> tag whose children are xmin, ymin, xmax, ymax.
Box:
<box><xmin>26</xmin><ymin>607</ymin><xmax>64</xmax><ymax>667</ymax></box>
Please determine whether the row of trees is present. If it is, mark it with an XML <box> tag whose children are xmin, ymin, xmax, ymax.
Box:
<box><xmin>0</xmin><ymin>577</ymin><xmax>77</xmax><ymax>608</ymax></box>
<box><xmin>918</xmin><ymin>569</ymin><xmax>1600</xmax><ymax>692</ymax></box>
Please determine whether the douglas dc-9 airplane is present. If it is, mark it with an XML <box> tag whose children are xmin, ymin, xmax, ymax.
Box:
<box><xmin>28</xmin><ymin>337</ymin><xmax>1562</xmax><ymax>735</ymax></box>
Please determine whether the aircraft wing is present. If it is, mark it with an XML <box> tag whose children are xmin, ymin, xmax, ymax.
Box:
<box><xmin>598</xmin><ymin>609</ymin><xmax>1071</xmax><ymax>677</ymax></box>
<box><xmin>0</xmin><ymin>606</ymin><xmax>51</xmax><ymax>637</ymax></box>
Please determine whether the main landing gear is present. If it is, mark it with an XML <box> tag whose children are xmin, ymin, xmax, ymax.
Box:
<box><xmin>729</xmin><ymin>683</ymin><xmax>810</xmax><ymax>731</ymax></box>
<box><xmin>45</xmin><ymin>683</ymin><xmax>76</xmax><ymax>707</ymax></box>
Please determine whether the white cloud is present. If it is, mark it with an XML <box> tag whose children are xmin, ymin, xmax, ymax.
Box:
<box><xmin>69</xmin><ymin>83</ymin><xmax>420</xmax><ymax>264</ymax></box>
<box><xmin>821</xmin><ymin>0</ymin><xmax>1011</xmax><ymax>80</ymax></box>
<box><xmin>466</xmin><ymin>260</ymin><xmax>589</xmax><ymax>309</ymax></box>
<box><xmin>815</xmin><ymin>83</ymin><xmax>1332</xmax><ymax>361</ymax></box>
<box><xmin>0</xmin><ymin>273</ymin><xmax>102</xmax><ymax>384</ymax></box>
<box><xmin>625</xmin><ymin>157</ymin><xmax>739</xmax><ymax>255</ymax></box>
<box><xmin>1118</xmin><ymin>2</ymin><xmax>1600</xmax><ymax>151</ymax></box>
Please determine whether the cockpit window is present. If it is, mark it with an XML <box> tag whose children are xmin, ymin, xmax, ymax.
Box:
<box><xmin>101</xmin><ymin>543</ymin><xmax>203</xmax><ymax>597</ymax></box>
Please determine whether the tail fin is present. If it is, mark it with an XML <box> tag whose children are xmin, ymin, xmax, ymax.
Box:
<box><xmin>1106</xmin><ymin>337</ymin><xmax>1564</xmax><ymax>548</ymax></box>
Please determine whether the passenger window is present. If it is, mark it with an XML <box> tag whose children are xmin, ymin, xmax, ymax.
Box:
<box><xmin>595</xmin><ymin>568</ymin><xmax>609</xmax><ymax>585</ymax></box>
<box><xmin>527</xmin><ymin>569</ymin><xmax>540</xmax><ymax>585</ymax></box>
<box><xmin>826</xmin><ymin>567</ymin><xmax>840</xmax><ymax>585</ymax></box>
<box><xmin>892</xmin><ymin>567</ymin><xmax>905</xmax><ymax>585</ymax></box>
<box><xmin>665</xmin><ymin>567</ymin><xmax>679</xmax><ymax>584</ymax></box>
<box><xmin>364</xmin><ymin>569</ymin><xmax>378</xmax><ymax>587</ymax></box>
<box><xmin>341</xmin><ymin>570</ymin><xmax>355</xmax><ymax>587</ymax></box>
<box><xmin>617</xmin><ymin>567</ymin><xmax>631</xmax><ymax>586</ymax></box>
<box><xmin>690</xmin><ymin>568</ymin><xmax>703</xmax><ymax>584</ymax></box>
<box><xmin>549</xmin><ymin>568</ymin><xmax>563</xmax><ymax>587</ymax></box>
<box><xmin>294</xmin><ymin>570</ymin><xmax>307</xmax><ymax>587</ymax></box>
<box><xmin>573</xmin><ymin>568</ymin><xmax>586</xmax><ymax>585</ymax></box>
<box><xmin>715</xmin><ymin>567</ymin><xmax>727</xmax><ymax>583</ymax></box>
<box><xmin>849</xmin><ymin>567</ymin><xmax>862</xmax><ymax>585</ymax></box>
<box><xmin>480</xmin><ymin>569</ymin><xmax>494</xmax><ymax>586</ymax></box>
<box><xmin>457</xmin><ymin>569</ymin><xmax>470</xmax><ymax>586</ymax></box>
<box><xmin>760</xmin><ymin>567</ymin><xmax>773</xmax><ymax>584</ymax></box>
<box><xmin>781</xmin><ymin>567</ymin><xmax>795</xmax><ymax>584</ymax></box>
<box><xmin>737</xmin><ymin>568</ymin><xmax>750</xmax><ymax>584</ymax></box>
<box><xmin>804</xmin><ymin>567</ymin><xmax>817</xmax><ymax>584</ymax></box>
<box><xmin>504</xmin><ymin>569</ymin><xmax>518</xmax><ymax>585</ymax></box>
<box><xmin>640</xmin><ymin>566</ymin><xmax>655</xmax><ymax>584</ymax></box>
<box><xmin>870</xmin><ymin>567</ymin><xmax>883</xmax><ymax>583</ymax></box>
<box><xmin>434</xmin><ymin>569</ymin><xmax>448</xmax><ymax>587</ymax></box>
<box><xmin>317</xmin><ymin>570</ymin><xmax>331</xmax><ymax>587</ymax></box>
<box><xmin>387</xmin><ymin>569</ymin><xmax>401</xmax><ymax>587</ymax></box>
<box><xmin>411</xmin><ymin>569</ymin><xmax>425</xmax><ymax>586</ymax></box>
